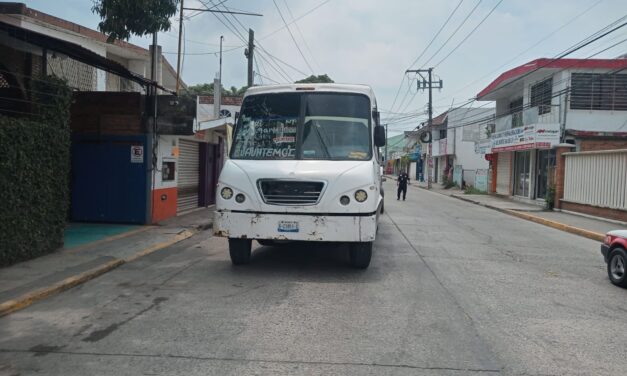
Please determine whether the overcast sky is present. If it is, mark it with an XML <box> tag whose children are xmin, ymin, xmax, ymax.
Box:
<box><xmin>22</xmin><ymin>0</ymin><xmax>627</xmax><ymax>134</ymax></box>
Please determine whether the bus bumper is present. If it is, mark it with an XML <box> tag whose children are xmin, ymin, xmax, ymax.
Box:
<box><xmin>214</xmin><ymin>211</ymin><xmax>377</xmax><ymax>242</ymax></box>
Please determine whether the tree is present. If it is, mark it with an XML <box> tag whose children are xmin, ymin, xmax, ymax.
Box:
<box><xmin>185</xmin><ymin>83</ymin><xmax>248</xmax><ymax>96</ymax></box>
<box><xmin>92</xmin><ymin>0</ymin><xmax>179</xmax><ymax>42</ymax></box>
<box><xmin>295</xmin><ymin>74</ymin><xmax>334</xmax><ymax>84</ymax></box>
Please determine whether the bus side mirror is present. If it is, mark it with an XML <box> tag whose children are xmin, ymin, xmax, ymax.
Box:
<box><xmin>234</xmin><ymin>111</ymin><xmax>240</xmax><ymax>123</ymax></box>
<box><xmin>374</xmin><ymin>125</ymin><xmax>386</xmax><ymax>147</ymax></box>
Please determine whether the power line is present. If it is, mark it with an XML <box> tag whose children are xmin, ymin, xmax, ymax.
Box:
<box><xmin>210</xmin><ymin>0</ymin><xmax>296</xmax><ymax>82</ymax></box>
<box><xmin>259</xmin><ymin>0</ymin><xmax>332</xmax><ymax>40</ymax></box>
<box><xmin>411</xmin><ymin>15</ymin><xmax>627</xmax><ymax>128</ymax></box>
<box><xmin>388</xmin><ymin>0</ymin><xmax>465</xmax><ymax>115</ymax></box>
<box><xmin>272</xmin><ymin>0</ymin><xmax>315</xmax><ymax>74</ymax></box>
<box><xmin>390</xmin><ymin>0</ymin><xmax>483</xmax><ymax>119</ymax></box>
<box><xmin>431</xmin><ymin>0</ymin><xmax>606</xmax><ymax>105</ymax></box>
<box><xmin>433</xmin><ymin>0</ymin><xmax>504</xmax><ymax>68</ymax></box>
<box><xmin>420</xmin><ymin>0</ymin><xmax>484</xmax><ymax>68</ymax></box>
<box><xmin>198</xmin><ymin>0</ymin><xmax>292</xmax><ymax>83</ymax></box>
<box><xmin>407</xmin><ymin>0</ymin><xmax>465</xmax><ymax>70</ymax></box>
<box><xmin>282</xmin><ymin>0</ymin><xmax>321</xmax><ymax>72</ymax></box>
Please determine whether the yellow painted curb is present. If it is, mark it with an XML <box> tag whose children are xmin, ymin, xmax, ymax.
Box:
<box><xmin>448</xmin><ymin>194</ymin><xmax>606</xmax><ymax>242</ymax></box>
<box><xmin>125</xmin><ymin>229</ymin><xmax>196</xmax><ymax>263</ymax></box>
<box><xmin>0</xmin><ymin>228</ymin><xmax>199</xmax><ymax>318</ymax></box>
<box><xmin>504</xmin><ymin>210</ymin><xmax>605</xmax><ymax>242</ymax></box>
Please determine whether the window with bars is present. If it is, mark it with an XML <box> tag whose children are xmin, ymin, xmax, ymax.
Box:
<box><xmin>530</xmin><ymin>78</ymin><xmax>553</xmax><ymax>115</ymax></box>
<box><xmin>570</xmin><ymin>72</ymin><xmax>627</xmax><ymax>111</ymax></box>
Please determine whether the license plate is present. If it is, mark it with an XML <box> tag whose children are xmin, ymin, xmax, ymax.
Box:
<box><xmin>278</xmin><ymin>221</ymin><xmax>299</xmax><ymax>233</ymax></box>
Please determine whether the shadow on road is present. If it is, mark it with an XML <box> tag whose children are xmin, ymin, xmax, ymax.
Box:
<box><xmin>224</xmin><ymin>241</ymin><xmax>384</xmax><ymax>283</ymax></box>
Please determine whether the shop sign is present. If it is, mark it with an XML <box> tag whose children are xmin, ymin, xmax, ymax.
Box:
<box><xmin>490</xmin><ymin>123</ymin><xmax>559</xmax><ymax>152</ymax></box>
<box><xmin>475</xmin><ymin>139</ymin><xmax>491</xmax><ymax>154</ymax></box>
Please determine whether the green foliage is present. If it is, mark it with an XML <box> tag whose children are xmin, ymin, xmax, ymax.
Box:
<box><xmin>441</xmin><ymin>175</ymin><xmax>456</xmax><ymax>189</ymax></box>
<box><xmin>0</xmin><ymin>76</ymin><xmax>72</xmax><ymax>266</ymax></box>
<box><xmin>295</xmin><ymin>74</ymin><xmax>334</xmax><ymax>84</ymax></box>
<box><xmin>464</xmin><ymin>186</ymin><xmax>487</xmax><ymax>195</ymax></box>
<box><xmin>92</xmin><ymin>0</ymin><xmax>179</xmax><ymax>42</ymax></box>
<box><xmin>185</xmin><ymin>83</ymin><xmax>248</xmax><ymax>96</ymax></box>
<box><xmin>545</xmin><ymin>185</ymin><xmax>556</xmax><ymax>210</ymax></box>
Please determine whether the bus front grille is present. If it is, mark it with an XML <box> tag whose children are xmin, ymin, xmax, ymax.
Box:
<box><xmin>258</xmin><ymin>180</ymin><xmax>324</xmax><ymax>206</ymax></box>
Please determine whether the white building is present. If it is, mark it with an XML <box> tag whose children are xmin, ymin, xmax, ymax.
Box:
<box><xmin>429</xmin><ymin>107</ymin><xmax>495</xmax><ymax>187</ymax></box>
<box><xmin>476</xmin><ymin>57</ymin><xmax>627</xmax><ymax>204</ymax></box>
<box><xmin>0</xmin><ymin>2</ymin><xmax>180</xmax><ymax>92</ymax></box>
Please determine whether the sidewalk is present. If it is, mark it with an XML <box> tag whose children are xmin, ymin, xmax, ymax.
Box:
<box><xmin>0</xmin><ymin>207</ymin><xmax>214</xmax><ymax>317</ymax></box>
<box><xmin>410</xmin><ymin>179</ymin><xmax>625</xmax><ymax>241</ymax></box>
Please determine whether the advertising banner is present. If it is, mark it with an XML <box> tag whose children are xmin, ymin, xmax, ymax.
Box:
<box><xmin>490</xmin><ymin>123</ymin><xmax>560</xmax><ymax>152</ymax></box>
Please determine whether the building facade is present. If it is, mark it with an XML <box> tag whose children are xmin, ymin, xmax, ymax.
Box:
<box><xmin>475</xmin><ymin>58</ymin><xmax>627</xmax><ymax>219</ymax></box>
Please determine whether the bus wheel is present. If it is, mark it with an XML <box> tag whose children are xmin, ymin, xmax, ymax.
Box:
<box><xmin>229</xmin><ymin>238</ymin><xmax>252</xmax><ymax>265</ymax></box>
<box><xmin>349</xmin><ymin>242</ymin><xmax>372</xmax><ymax>269</ymax></box>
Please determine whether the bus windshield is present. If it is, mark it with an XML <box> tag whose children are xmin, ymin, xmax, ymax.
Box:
<box><xmin>231</xmin><ymin>92</ymin><xmax>372</xmax><ymax>160</ymax></box>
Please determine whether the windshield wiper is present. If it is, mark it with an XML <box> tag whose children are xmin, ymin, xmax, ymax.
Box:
<box><xmin>311</xmin><ymin>122</ymin><xmax>332</xmax><ymax>159</ymax></box>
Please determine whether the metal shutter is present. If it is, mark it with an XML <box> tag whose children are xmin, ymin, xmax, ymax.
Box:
<box><xmin>496</xmin><ymin>151</ymin><xmax>511</xmax><ymax>195</ymax></box>
<box><xmin>177</xmin><ymin>139</ymin><xmax>200</xmax><ymax>213</ymax></box>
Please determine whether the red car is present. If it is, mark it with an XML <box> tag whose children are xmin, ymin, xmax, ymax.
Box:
<box><xmin>601</xmin><ymin>230</ymin><xmax>627</xmax><ymax>288</ymax></box>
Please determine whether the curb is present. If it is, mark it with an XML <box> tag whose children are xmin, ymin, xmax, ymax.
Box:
<box><xmin>0</xmin><ymin>227</ymin><xmax>204</xmax><ymax>318</ymax></box>
<box><xmin>449</xmin><ymin>194</ymin><xmax>605</xmax><ymax>242</ymax></box>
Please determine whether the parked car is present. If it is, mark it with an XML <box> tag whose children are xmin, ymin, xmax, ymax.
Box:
<box><xmin>601</xmin><ymin>230</ymin><xmax>627</xmax><ymax>288</ymax></box>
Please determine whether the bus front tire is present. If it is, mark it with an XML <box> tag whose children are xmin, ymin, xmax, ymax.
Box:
<box><xmin>349</xmin><ymin>242</ymin><xmax>372</xmax><ymax>269</ymax></box>
<box><xmin>229</xmin><ymin>238</ymin><xmax>252</xmax><ymax>265</ymax></box>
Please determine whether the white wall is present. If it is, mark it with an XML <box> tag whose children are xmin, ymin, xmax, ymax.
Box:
<box><xmin>448</xmin><ymin>108</ymin><xmax>493</xmax><ymax>172</ymax></box>
<box><xmin>154</xmin><ymin>135</ymin><xmax>178</xmax><ymax>190</ymax></box>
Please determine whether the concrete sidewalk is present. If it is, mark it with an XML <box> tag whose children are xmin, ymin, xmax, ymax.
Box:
<box><xmin>0</xmin><ymin>207</ymin><xmax>214</xmax><ymax>317</ymax></box>
<box><xmin>408</xmin><ymin>178</ymin><xmax>625</xmax><ymax>241</ymax></box>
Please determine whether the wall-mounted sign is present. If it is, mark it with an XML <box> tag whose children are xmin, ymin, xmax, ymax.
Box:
<box><xmin>130</xmin><ymin>145</ymin><xmax>144</xmax><ymax>163</ymax></box>
<box><xmin>490</xmin><ymin>123</ymin><xmax>560</xmax><ymax>152</ymax></box>
<box><xmin>475</xmin><ymin>139</ymin><xmax>491</xmax><ymax>155</ymax></box>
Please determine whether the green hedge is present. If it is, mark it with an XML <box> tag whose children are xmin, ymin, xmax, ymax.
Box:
<box><xmin>0</xmin><ymin>76</ymin><xmax>71</xmax><ymax>266</ymax></box>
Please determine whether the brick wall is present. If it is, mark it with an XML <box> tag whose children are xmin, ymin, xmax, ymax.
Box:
<box><xmin>580</xmin><ymin>139</ymin><xmax>627</xmax><ymax>152</ymax></box>
<box><xmin>561</xmin><ymin>201</ymin><xmax>627</xmax><ymax>223</ymax></box>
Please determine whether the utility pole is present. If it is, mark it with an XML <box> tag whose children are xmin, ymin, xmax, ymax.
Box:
<box><xmin>405</xmin><ymin>67</ymin><xmax>443</xmax><ymax>190</ymax></box>
<box><xmin>176</xmin><ymin>5</ymin><xmax>261</xmax><ymax>94</ymax></box>
<box><xmin>385</xmin><ymin>123</ymin><xmax>388</xmax><ymax>162</ymax></box>
<box><xmin>175</xmin><ymin>0</ymin><xmax>184</xmax><ymax>94</ymax></box>
<box><xmin>245</xmin><ymin>29</ymin><xmax>254</xmax><ymax>87</ymax></box>
<box><xmin>219</xmin><ymin>35</ymin><xmax>224</xmax><ymax>85</ymax></box>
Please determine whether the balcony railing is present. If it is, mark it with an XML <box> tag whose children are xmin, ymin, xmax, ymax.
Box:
<box><xmin>495</xmin><ymin>105</ymin><xmax>560</xmax><ymax>132</ymax></box>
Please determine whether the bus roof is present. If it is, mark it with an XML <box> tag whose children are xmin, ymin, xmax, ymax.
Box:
<box><xmin>244</xmin><ymin>84</ymin><xmax>377</xmax><ymax>106</ymax></box>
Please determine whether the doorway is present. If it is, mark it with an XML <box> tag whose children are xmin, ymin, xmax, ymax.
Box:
<box><xmin>536</xmin><ymin>149</ymin><xmax>556</xmax><ymax>200</ymax></box>
<box><xmin>514</xmin><ymin>150</ymin><xmax>531</xmax><ymax>197</ymax></box>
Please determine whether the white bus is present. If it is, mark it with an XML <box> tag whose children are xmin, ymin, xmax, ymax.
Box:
<box><xmin>214</xmin><ymin>84</ymin><xmax>386</xmax><ymax>268</ymax></box>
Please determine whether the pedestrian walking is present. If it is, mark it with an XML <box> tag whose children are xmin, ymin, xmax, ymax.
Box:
<box><xmin>397</xmin><ymin>171</ymin><xmax>409</xmax><ymax>201</ymax></box>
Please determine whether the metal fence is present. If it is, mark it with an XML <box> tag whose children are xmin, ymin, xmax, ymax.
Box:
<box><xmin>563</xmin><ymin>149</ymin><xmax>627</xmax><ymax>210</ymax></box>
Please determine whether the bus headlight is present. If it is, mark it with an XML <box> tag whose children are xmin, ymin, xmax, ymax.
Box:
<box><xmin>221</xmin><ymin>187</ymin><xmax>234</xmax><ymax>200</ymax></box>
<box><xmin>235</xmin><ymin>193</ymin><xmax>246</xmax><ymax>203</ymax></box>
<box><xmin>354</xmin><ymin>190</ymin><xmax>368</xmax><ymax>202</ymax></box>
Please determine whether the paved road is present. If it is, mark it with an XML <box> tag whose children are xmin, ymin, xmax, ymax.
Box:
<box><xmin>1</xmin><ymin>181</ymin><xmax>626</xmax><ymax>375</ymax></box>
